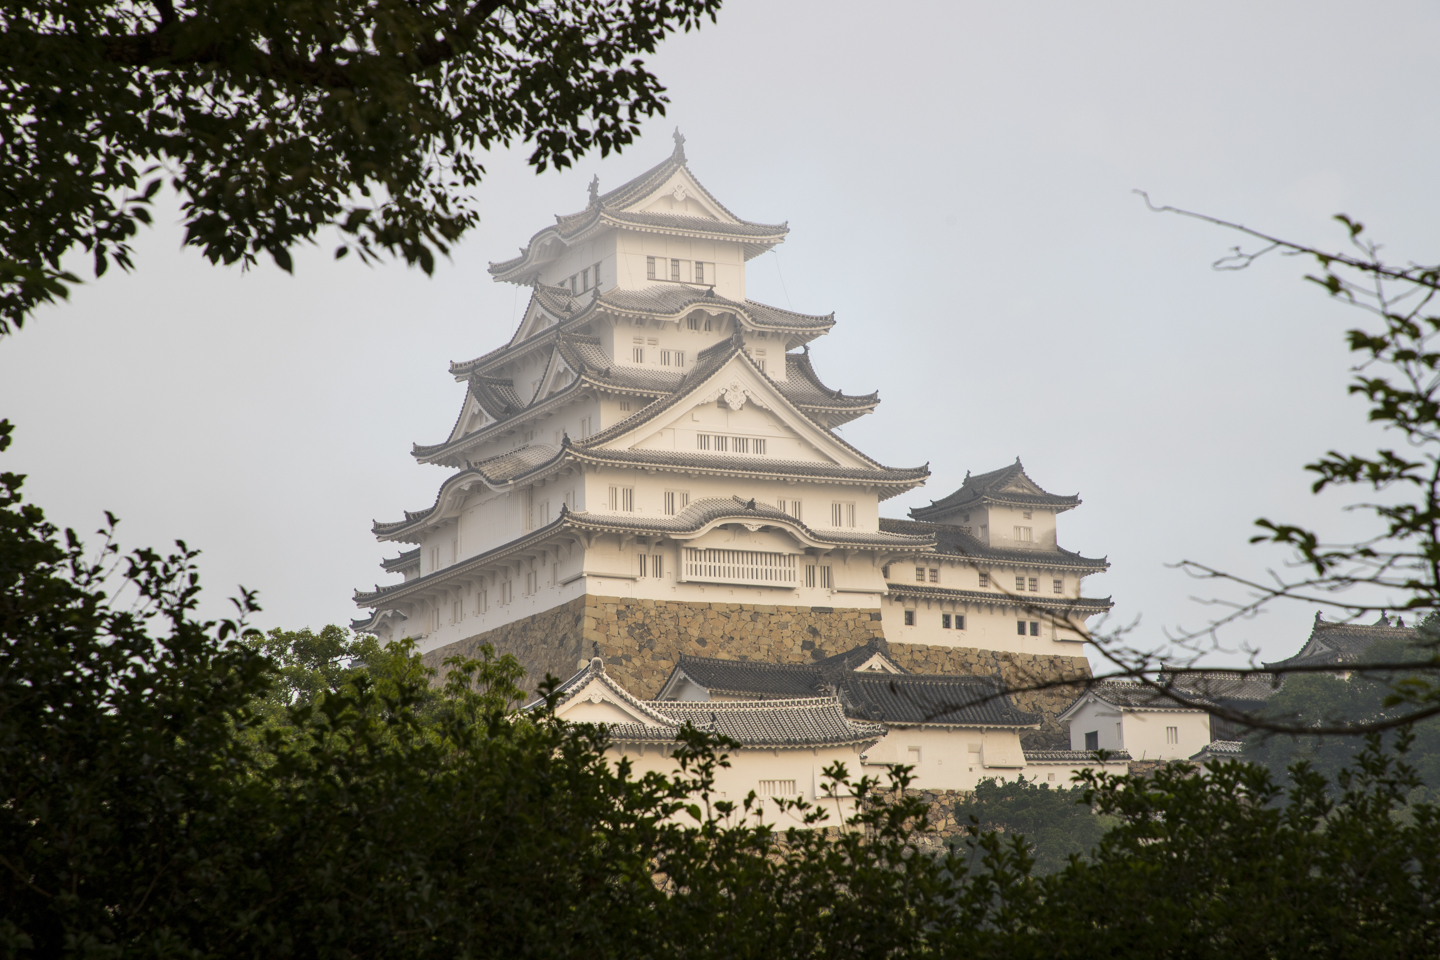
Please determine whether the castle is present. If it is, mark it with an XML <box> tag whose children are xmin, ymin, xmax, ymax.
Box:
<box><xmin>352</xmin><ymin>133</ymin><xmax>1112</xmax><ymax>745</ymax></box>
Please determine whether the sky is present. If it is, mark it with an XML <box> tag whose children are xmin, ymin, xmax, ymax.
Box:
<box><xmin>4</xmin><ymin>0</ymin><xmax>1440</xmax><ymax>671</ymax></box>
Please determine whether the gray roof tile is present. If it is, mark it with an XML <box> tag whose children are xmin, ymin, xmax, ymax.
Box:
<box><xmin>879</xmin><ymin>518</ymin><xmax>1109</xmax><ymax>571</ymax></box>
<box><xmin>911</xmin><ymin>460</ymin><xmax>1080</xmax><ymax>520</ymax></box>
<box><xmin>836</xmin><ymin>674</ymin><xmax>1041</xmax><ymax>727</ymax></box>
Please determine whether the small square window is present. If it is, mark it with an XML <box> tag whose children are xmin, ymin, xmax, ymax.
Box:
<box><xmin>928</xmin><ymin>568</ymin><xmax>939</xmax><ymax>583</ymax></box>
<box><xmin>1084</xmin><ymin>731</ymin><xmax>1099</xmax><ymax>751</ymax></box>
<box><xmin>646</xmin><ymin>256</ymin><xmax>657</xmax><ymax>280</ymax></box>
<box><xmin>904</xmin><ymin>610</ymin><xmax>915</xmax><ymax>626</ymax></box>
<box><xmin>1028</xmin><ymin>577</ymin><xmax>1038</xmax><ymax>591</ymax></box>
<box><xmin>954</xmin><ymin>614</ymin><xmax>965</xmax><ymax>630</ymax></box>
<box><xmin>1053</xmin><ymin>579</ymin><xmax>1063</xmax><ymax>594</ymax></box>
<box><xmin>1017</xmin><ymin>619</ymin><xmax>1027</xmax><ymax>636</ymax></box>
<box><xmin>1015</xmin><ymin>576</ymin><xmax>1026</xmax><ymax>591</ymax></box>
<box><xmin>915</xmin><ymin>566</ymin><xmax>926</xmax><ymax>583</ymax></box>
<box><xmin>978</xmin><ymin>573</ymin><xmax>989</xmax><ymax>588</ymax></box>
<box><xmin>1029</xmin><ymin>621</ymin><xmax>1040</xmax><ymax>636</ymax></box>
<box><xmin>942</xmin><ymin>613</ymin><xmax>951</xmax><ymax>629</ymax></box>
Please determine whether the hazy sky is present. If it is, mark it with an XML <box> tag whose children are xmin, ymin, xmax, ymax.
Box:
<box><xmin>4</xmin><ymin>1</ymin><xmax>1439</xmax><ymax>669</ymax></box>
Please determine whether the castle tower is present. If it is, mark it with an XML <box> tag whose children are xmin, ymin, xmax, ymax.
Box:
<box><xmin>353</xmin><ymin>135</ymin><xmax>938</xmax><ymax>695</ymax></box>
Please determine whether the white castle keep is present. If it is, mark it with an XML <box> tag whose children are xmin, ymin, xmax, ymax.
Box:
<box><xmin>353</xmin><ymin>133</ymin><xmax>1111</xmax><ymax>737</ymax></box>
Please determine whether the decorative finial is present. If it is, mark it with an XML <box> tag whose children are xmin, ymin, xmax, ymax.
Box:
<box><xmin>588</xmin><ymin>175</ymin><xmax>600</xmax><ymax>206</ymax></box>
<box><xmin>672</xmin><ymin>127</ymin><xmax>687</xmax><ymax>162</ymax></box>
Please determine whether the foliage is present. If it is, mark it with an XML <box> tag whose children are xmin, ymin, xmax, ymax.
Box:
<box><xmin>0</xmin><ymin>0</ymin><xmax>721</xmax><ymax>332</ymax></box>
<box><xmin>7</xmin><ymin>413</ymin><xmax>1440</xmax><ymax>957</ymax></box>
<box><xmin>950</xmin><ymin>775</ymin><xmax>1117</xmax><ymax>875</ymax></box>
<box><xmin>1245</xmin><ymin>632</ymin><xmax>1440</xmax><ymax>793</ymax></box>
<box><xmin>243</xmin><ymin>624</ymin><xmax>378</xmax><ymax>714</ymax></box>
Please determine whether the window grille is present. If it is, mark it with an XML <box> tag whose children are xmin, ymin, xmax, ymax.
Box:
<box><xmin>758</xmin><ymin>780</ymin><xmax>797</xmax><ymax>797</ymax></box>
<box><xmin>778</xmin><ymin>498</ymin><xmax>800</xmax><ymax>519</ymax></box>
<box><xmin>1053</xmin><ymin>579</ymin><xmax>1063</xmax><ymax>594</ymax></box>
<box><xmin>476</xmin><ymin>589</ymin><xmax>487</xmax><ymax>614</ymax></box>
<box><xmin>696</xmin><ymin>433</ymin><xmax>710</xmax><ymax>451</ymax></box>
<box><xmin>733</xmin><ymin>437</ymin><xmax>749</xmax><ymax>454</ymax></box>
<box><xmin>1028</xmin><ymin>577</ymin><xmax>1038</xmax><ymax>591</ymax></box>
<box><xmin>1017</xmin><ymin>619</ymin><xmax>1026</xmax><ymax>635</ymax></box>
<box><xmin>1014</xmin><ymin>526</ymin><xmax>1033</xmax><ymax>542</ymax></box>
<box><xmin>942</xmin><ymin>614</ymin><xmax>951</xmax><ymax>629</ymax></box>
<box><xmin>664</xmin><ymin>491</ymin><xmax>689</xmax><ymax>515</ymax></box>
<box><xmin>1029</xmin><ymin>621</ymin><xmax>1040</xmax><ymax>636</ymax></box>
<box><xmin>582</xmin><ymin>268</ymin><xmax>590</xmax><ymax>290</ymax></box>
<box><xmin>916</xmin><ymin>566</ymin><xmax>926</xmax><ymax>583</ymax></box>
<box><xmin>695</xmin><ymin>261</ymin><xmax>706</xmax><ymax>283</ymax></box>
<box><xmin>928</xmin><ymin>568</ymin><xmax>939</xmax><ymax>583</ymax></box>
<box><xmin>682</xmin><ymin>548</ymin><xmax>797</xmax><ymax>586</ymax></box>
<box><xmin>903</xmin><ymin>610</ymin><xmax>915</xmax><ymax>626</ymax></box>
<box><xmin>608</xmin><ymin>486</ymin><xmax>634</xmax><ymax>511</ymax></box>
<box><xmin>819</xmin><ymin>565</ymin><xmax>832</xmax><ymax>588</ymax></box>
<box><xmin>632</xmin><ymin>347</ymin><xmax>644</xmax><ymax>363</ymax></box>
<box><xmin>805</xmin><ymin>564</ymin><xmax>816</xmax><ymax>588</ymax></box>
<box><xmin>954</xmin><ymin>614</ymin><xmax>966</xmax><ymax>630</ymax></box>
<box><xmin>754</xmin><ymin>438</ymin><xmax>766</xmax><ymax>454</ymax></box>
<box><xmin>670</xmin><ymin>258</ymin><xmax>681</xmax><ymax>281</ymax></box>
<box><xmin>978</xmin><ymin>572</ymin><xmax>989</xmax><ymax>588</ymax></box>
<box><xmin>831</xmin><ymin>502</ymin><xmax>856</xmax><ymax>527</ymax></box>
<box><xmin>1166</xmin><ymin>726</ymin><xmax>1179</xmax><ymax>745</ymax></box>
<box><xmin>1015</xmin><ymin>576</ymin><xmax>1026</xmax><ymax>591</ymax></box>
<box><xmin>647</xmin><ymin>256</ymin><xmax>657</xmax><ymax>280</ymax></box>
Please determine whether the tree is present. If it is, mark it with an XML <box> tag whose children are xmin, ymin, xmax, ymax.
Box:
<box><xmin>0</xmin><ymin>0</ymin><xmax>721</xmax><ymax>333</ymax></box>
<box><xmin>950</xmin><ymin>775</ymin><xmax>1118</xmax><ymax>875</ymax></box>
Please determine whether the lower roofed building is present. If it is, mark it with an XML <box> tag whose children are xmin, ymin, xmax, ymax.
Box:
<box><xmin>540</xmin><ymin>653</ymin><xmax>1128</xmax><ymax>828</ymax></box>
<box><xmin>352</xmin><ymin>138</ymin><xmax>1112</xmax><ymax>745</ymax></box>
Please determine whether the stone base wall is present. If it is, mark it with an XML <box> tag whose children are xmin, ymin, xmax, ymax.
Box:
<box><xmin>422</xmin><ymin>595</ymin><xmax>1090</xmax><ymax>746</ymax></box>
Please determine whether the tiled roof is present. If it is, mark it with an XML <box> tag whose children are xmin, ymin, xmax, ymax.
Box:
<box><xmin>1264</xmin><ymin>612</ymin><xmax>1417</xmax><ymax>670</ymax></box>
<box><xmin>534</xmin><ymin>657</ymin><xmax>883</xmax><ymax>748</ymax></box>
<box><xmin>879</xmin><ymin>518</ymin><xmax>1110</xmax><ymax>572</ymax></box>
<box><xmin>380</xmin><ymin>548</ymin><xmax>419</xmax><ymax>573</ymax></box>
<box><xmin>490</xmin><ymin>142</ymin><xmax>788</xmax><ymax>280</ymax></box>
<box><xmin>1189</xmin><ymin>740</ymin><xmax>1245</xmax><ymax>762</ymax></box>
<box><xmin>911</xmin><ymin>460</ymin><xmax>1080</xmax><ymax>520</ymax></box>
<box><xmin>1068</xmin><ymin>680</ymin><xmax>1209</xmax><ymax>712</ymax></box>
<box><xmin>597</xmin><ymin>286</ymin><xmax>833</xmax><ymax>331</ymax></box>
<box><xmin>566</xmin><ymin>497</ymin><xmax>936</xmax><ymax>549</ymax></box>
<box><xmin>1024</xmin><ymin>749</ymin><xmax>1133</xmax><ymax>764</ymax></box>
<box><xmin>645</xmin><ymin>698</ymin><xmax>884</xmax><ymax>748</ymax></box>
<box><xmin>469</xmin><ymin>375</ymin><xmax>524</xmax><ymax>419</ymax></box>
<box><xmin>660</xmin><ymin>641</ymin><xmax>905</xmax><ymax>701</ymax></box>
<box><xmin>1158</xmin><ymin>669</ymin><xmax>1281</xmax><ymax>703</ymax></box>
<box><xmin>836</xmin><ymin>674</ymin><xmax>1041</xmax><ymax>727</ymax></box>
<box><xmin>778</xmin><ymin>351</ymin><xmax>879</xmax><ymax>420</ymax></box>
<box><xmin>884</xmin><ymin>582</ymin><xmax>1114</xmax><ymax>616</ymax></box>
<box><xmin>564</xmin><ymin>446</ymin><xmax>932</xmax><ymax>490</ymax></box>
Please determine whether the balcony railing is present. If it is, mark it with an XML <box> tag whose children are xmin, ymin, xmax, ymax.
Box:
<box><xmin>681</xmin><ymin>548</ymin><xmax>797</xmax><ymax>587</ymax></box>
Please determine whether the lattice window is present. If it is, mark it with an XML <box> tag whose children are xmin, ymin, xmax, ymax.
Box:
<box><xmin>682</xmin><ymin>548</ymin><xmax>797</xmax><ymax>586</ymax></box>
<box><xmin>758</xmin><ymin>780</ymin><xmax>797</xmax><ymax>797</ymax></box>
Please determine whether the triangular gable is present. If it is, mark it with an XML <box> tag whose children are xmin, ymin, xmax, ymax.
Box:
<box><xmin>550</xmin><ymin>665</ymin><xmax>674</xmax><ymax>727</ymax></box>
<box><xmin>628</xmin><ymin>167</ymin><xmax>735</xmax><ymax>223</ymax></box>
<box><xmin>532</xmin><ymin>345</ymin><xmax>581</xmax><ymax>406</ymax></box>
<box><xmin>851</xmin><ymin>651</ymin><xmax>903</xmax><ymax>674</ymax></box>
<box><xmin>507</xmin><ymin>286</ymin><xmax>576</xmax><ymax>349</ymax></box>
<box><xmin>445</xmin><ymin>394</ymin><xmax>491</xmax><ymax>444</ymax></box>
<box><xmin>595</xmin><ymin>349</ymin><xmax>878</xmax><ymax>471</ymax></box>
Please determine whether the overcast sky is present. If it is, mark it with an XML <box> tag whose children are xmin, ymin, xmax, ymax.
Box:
<box><xmin>4</xmin><ymin>0</ymin><xmax>1439</xmax><ymax>669</ymax></box>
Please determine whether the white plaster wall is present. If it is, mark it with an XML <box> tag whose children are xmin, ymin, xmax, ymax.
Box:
<box><xmin>859</xmin><ymin>726</ymin><xmax>1029</xmax><ymax>792</ymax></box>
<box><xmin>1119</xmin><ymin>709</ymin><xmax>1212</xmax><ymax>761</ymax></box>
<box><xmin>614</xmin><ymin>230</ymin><xmax>746</xmax><ymax>301</ymax></box>
<box><xmin>878</xmin><ymin>596</ymin><xmax>1090</xmax><ymax>656</ymax></box>
<box><xmin>1066</xmin><ymin>700</ymin><xmax>1126</xmax><ymax>752</ymax></box>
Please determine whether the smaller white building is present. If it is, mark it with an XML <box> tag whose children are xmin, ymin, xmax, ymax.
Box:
<box><xmin>1058</xmin><ymin>681</ymin><xmax>1213</xmax><ymax>762</ymax></box>
<box><xmin>537</xmin><ymin>658</ymin><xmax>885</xmax><ymax>828</ymax></box>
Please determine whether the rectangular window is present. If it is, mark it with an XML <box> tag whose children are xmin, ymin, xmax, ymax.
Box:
<box><xmin>525</xmin><ymin>570</ymin><xmax>537</xmax><ymax>595</ymax></box>
<box><xmin>805</xmin><ymin>564</ymin><xmax>816</xmax><ymax>588</ymax></box>
<box><xmin>608</xmin><ymin>486</ymin><xmax>634</xmax><ymax>511</ymax></box>
<box><xmin>831</xmin><ymin>502</ymin><xmax>856</xmax><ymax>527</ymax></box>
<box><xmin>1016</xmin><ymin>575</ymin><xmax>1026</xmax><ymax>591</ymax></box>
<box><xmin>582</xmin><ymin>268</ymin><xmax>590</xmax><ymax>291</ymax></box>
<box><xmin>500</xmin><ymin>580</ymin><xmax>512</xmax><ymax>605</ymax></box>
<box><xmin>1166</xmin><ymin>726</ymin><xmax>1179</xmax><ymax>745</ymax></box>
<box><xmin>915</xmin><ymin>566</ymin><xmax>926</xmax><ymax>583</ymax></box>
<box><xmin>637</xmin><ymin>554</ymin><xmax>647</xmax><ymax>578</ymax></box>
<box><xmin>670</xmin><ymin>258</ymin><xmax>681</xmax><ymax>281</ymax></box>
<box><xmin>578</xmin><ymin>416</ymin><xmax>592</xmax><ymax>438</ymax></box>
<box><xmin>696</xmin><ymin>433</ymin><xmax>710</xmax><ymax>451</ymax></box>
<box><xmin>522</xmin><ymin>488</ymin><xmax>534</xmax><ymax>533</ymax></box>
<box><xmin>1028</xmin><ymin>577</ymin><xmax>1039</xmax><ymax>592</ymax></box>
<box><xmin>694</xmin><ymin>261</ymin><xmax>706</xmax><ymax>284</ymax></box>
<box><xmin>778</xmin><ymin>499</ymin><xmax>802</xmax><ymax>520</ymax></box>
<box><xmin>714</xmin><ymin>435</ymin><xmax>729</xmax><ymax>452</ymax></box>
<box><xmin>753</xmin><ymin>438</ymin><xmax>766</xmax><ymax>454</ymax></box>
<box><xmin>646</xmin><ymin>256</ymin><xmax>657</xmax><ymax>280</ymax></box>
<box><xmin>681</xmin><ymin>547</ymin><xmax>798</xmax><ymax>586</ymax></box>
<box><xmin>882</xmin><ymin>564</ymin><xmax>890</xmax><ymax>578</ymax></box>
<box><xmin>942</xmin><ymin>613</ymin><xmax>951</xmax><ymax>629</ymax></box>
<box><xmin>904</xmin><ymin>610</ymin><xmax>915</xmax><ymax>626</ymax></box>
<box><xmin>660</xmin><ymin>349</ymin><xmax>672</xmax><ymax>366</ymax></box>
<box><xmin>551</xmin><ymin>562</ymin><xmax>559</xmax><ymax>585</ymax></box>
<box><xmin>954</xmin><ymin>614</ymin><xmax>966</xmax><ymax>630</ymax></box>
<box><xmin>664</xmin><ymin>490</ymin><xmax>689</xmax><ymax>515</ymax></box>
<box><xmin>476</xmin><ymin>589</ymin><xmax>487</xmax><ymax>614</ymax></box>
<box><xmin>687</xmin><ymin>316</ymin><xmax>701</xmax><ymax>330</ymax></box>
<box><xmin>453</xmin><ymin>600</ymin><xmax>460</xmax><ymax>623</ymax></box>
<box><xmin>539</xmin><ymin>500</ymin><xmax>551</xmax><ymax>526</ymax></box>
<box><xmin>757</xmin><ymin>359</ymin><xmax>766</xmax><ymax>374</ymax></box>
<box><xmin>1029</xmin><ymin>621</ymin><xmax>1040</xmax><ymax>636</ymax></box>
<box><xmin>819</xmin><ymin>565</ymin><xmax>833</xmax><ymax>589</ymax></box>
<box><xmin>633</xmin><ymin>347</ymin><xmax>644</xmax><ymax>363</ymax></box>
<box><xmin>758</xmin><ymin>779</ymin><xmax>797</xmax><ymax>797</ymax></box>
<box><xmin>733</xmin><ymin>437</ymin><xmax>749</xmax><ymax>454</ymax></box>
<box><xmin>1085</xmin><ymin>731</ymin><xmax>1099</xmax><ymax>751</ymax></box>
<box><xmin>1014</xmin><ymin>526</ymin><xmax>1033</xmax><ymax>543</ymax></box>
<box><xmin>928</xmin><ymin>568</ymin><xmax>939</xmax><ymax>583</ymax></box>
<box><xmin>978</xmin><ymin>572</ymin><xmax>989</xmax><ymax>588</ymax></box>
<box><xmin>619</xmin><ymin>400</ymin><xmax>631</xmax><ymax>412</ymax></box>
<box><xmin>1017</xmin><ymin>619</ymin><xmax>1026</xmax><ymax>635</ymax></box>
<box><xmin>593</xmin><ymin>261</ymin><xmax>601</xmax><ymax>288</ymax></box>
<box><xmin>1053</xmin><ymin>578</ymin><xmax>1063</xmax><ymax>594</ymax></box>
